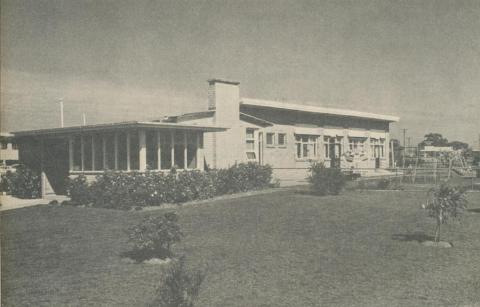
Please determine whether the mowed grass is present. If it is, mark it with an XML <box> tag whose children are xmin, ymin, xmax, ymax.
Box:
<box><xmin>2</xmin><ymin>189</ymin><xmax>480</xmax><ymax>306</ymax></box>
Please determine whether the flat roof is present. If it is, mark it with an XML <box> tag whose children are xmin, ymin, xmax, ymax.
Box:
<box><xmin>241</xmin><ymin>98</ymin><xmax>399</xmax><ymax>122</ymax></box>
<box><xmin>13</xmin><ymin>121</ymin><xmax>228</xmax><ymax>137</ymax></box>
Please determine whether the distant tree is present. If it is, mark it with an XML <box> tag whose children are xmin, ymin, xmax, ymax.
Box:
<box><xmin>418</xmin><ymin>133</ymin><xmax>449</xmax><ymax>149</ymax></box>
<box><xmin>447</xmin><ymin>141</ymin><xmax>469</xmax><ymax>151</ymax></box>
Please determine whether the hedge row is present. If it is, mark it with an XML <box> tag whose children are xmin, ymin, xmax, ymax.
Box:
<box><xmin>0</xmin><ymin>165</ymin><xmax>41</xmax><ymax>199</ymax></box>
<box><xmin>66</xmin><ymin>163</ymin><xmax>273</xmax><ymax>209</ymax></box>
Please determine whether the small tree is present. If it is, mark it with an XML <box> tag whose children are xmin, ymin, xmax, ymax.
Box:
<box><xmin>151</xmin><ymin>256</ymin><xmax>205</xmax><ymax>307</ymax></box>
<box><xmin>128</xmin><ymin>212</ymin><xmax>183</xmax><ymax>259</ymax></box>
<box><xmin>423</xmin><ymin>183</ymin><xmax>468</xmax><ymax>243</ymax></box>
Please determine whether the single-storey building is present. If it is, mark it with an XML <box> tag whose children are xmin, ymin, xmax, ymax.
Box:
<box><xmin>0</xmin><ymin>132</ymin><xmax>19</xmax><ymax>173</ymax></box>
<box><xmin>13</xmin><ymin>79</ymin><xmax>399</xmax><ymax>195</ymax></box>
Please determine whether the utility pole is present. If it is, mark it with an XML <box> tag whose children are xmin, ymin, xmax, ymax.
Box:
<box><xmin>59</xmin><ymin>99</ymin><xmax>64</xmax><ymax>127</ymax></box>
<box><xmin>402</xmin><ymin>128</ymin><xmax>407</xmax><ymax>168</ymax></box>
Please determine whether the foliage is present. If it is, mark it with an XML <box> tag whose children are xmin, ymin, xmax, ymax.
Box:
<box><xmin>308</xmin><ymin>163</ymin><xmax>346</xmax><ymax>196</ymax></box>
<box><xmin>418</xmin><ymin>133</ymin><xmax>449</xmax><ymax>149</ymax></box>
<box><xmin>423</xmin><ymin>183</ymin><xmax>468</xmax><ymax>242</ymax></box>
<box><xmin>65</xmin><ymin>174</ymin><xmax>91</xmax><ymax>206</ymax></box>
<box><xmin>447</xmin><ymin>141</ymin><xmax>469</xmax><ymax>151</ymax></box>
<box><xmin>128</xmin><ymin>212</ymin><xmax>183</xmax><ymax>259</ymax></box>
<box><xmin>66</xmin><ymin>163</ymin><xmax>272</xmax><ymax>210</ymax></box>
<box><xmin>0</xmin><ymin>165</ymin><xmax>41</xmax><ymax>199</ymax></box>
<box><xmin>151</xmin><ymin>256</ymin><xmax>205</xmax><ymax>307</ymax></box>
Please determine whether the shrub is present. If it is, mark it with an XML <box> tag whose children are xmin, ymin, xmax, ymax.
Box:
<box><xmin>151</xmin><ymin>256</ymin><xmax>205</xmax><ymax>307</ymax></box>
<box><xmin>423</xmin><ymin>183</ymin><xmax>468</xmax><ymax>242</ymax></box>
<box><xmin>0</xmin><ymin>165</ymin><xmax>41</xmax><ymax>199</ymax></box>
<box><xmin>308</xmin><ymin>163</ymin><xmax>346</xmax><ymax>196</ymax></box>
<box><xmin>66</xmin><ymin>163</ymin><xmax>272</xmax><ymax>210</ymax></box>
<box><xmin>65</xmin><ymin>174</ymin><xmax>91</xmax><ymax>206</ymax></box>
<box><xmin>128</xmin><ymin>212</ymin><xmax>183</xmax><ymax>259</ymax></box>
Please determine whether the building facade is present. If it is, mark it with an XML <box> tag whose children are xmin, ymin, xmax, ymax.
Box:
<box><xmin>0</xmin><ymin>133</ymin><xmax>19</xmax><ymax>172</ymax></box>
<box><xmin>13</xmin><ymin>79</ymin><xmax>399</xmax><ymax>195</ymax></box>
<box><xmin>169</xmin><ymin>79</ymin><xmax>399</xmax><ymax>180</ymax></box>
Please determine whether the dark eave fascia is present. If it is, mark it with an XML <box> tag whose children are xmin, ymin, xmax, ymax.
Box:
<box><xmin>13</xmin><ymin>121</ymin><xmax>227</xmax><ymax>137</ymax></box>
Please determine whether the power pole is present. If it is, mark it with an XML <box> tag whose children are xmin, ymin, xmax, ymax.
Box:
<box><xmin>402</xmin><ymin>128</ymin><xmax>407</xmax><ymax>168</ymax></box>
<box><xmin>59</xmin><ymin>99</ymin><xmax>64</xmax><ymax>127</ymax></box>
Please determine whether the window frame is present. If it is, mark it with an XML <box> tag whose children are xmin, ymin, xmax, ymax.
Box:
<box><xmin>295</xmin><ymin>134</ymin><xmax>318</xmax><ymax>160</ymax></box>
<box><xmin>266</xmin><ymin>132</ymin><xmax>275</xmax><ymax>147</ymax></box>
<box><xmin>245</xmin><ymin>128</ymin><xmax>257</xmax><ymax>161</ymax></box>
<box><xmin>277</xmin><ymin>133</ymin><xmax>287</xmax><ymax>147</ymax></box>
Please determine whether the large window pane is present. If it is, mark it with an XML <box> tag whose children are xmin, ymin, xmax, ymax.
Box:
<box><xmin>186</xmin><ymin>132</ymin><xmax>197</xmax><ymax>169</ymax></box>
<box><xmin>146</xmin><ymin>131</ymin><xmax>158</xmax><ymax>170</ymax></box>
<box><xmin>129</xmin><ymin>131</ymin><xmax>139</xmax><ymax>170</ymax></box>
<box><xmin>160</xmin><ymin>132</ymin><xmax>172</xmax><ymax>170</ymax></box>
<box><xmin>117</xmin><ymin>132</ymin><xmax>128</xmax><ymax>170</ymax></box>
<box><xmin>174</xmin><ymin>131</ymin><xmax>185</xmax><ymax>169</ymax></box>
<box><xmin>83</xmin><ymin>135</ymin><xmax>92</xmax><ymax>171</ymax></box>
<box><xmin>93</xmin><ymin>134</ymin><xmax>103</xmax><ymax>170</ymax></box>
<box><xmin>105</xmin><ymin>133</ymin><xmax>115</xmax><ymax>170</ymax></box>
<box><xmin>73</xmin><ymin>135</ymin><xmax>81</xmax><ymax>171</ymax></box>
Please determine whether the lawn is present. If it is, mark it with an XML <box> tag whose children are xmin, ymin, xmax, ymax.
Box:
<box><xmin>2</xmin><ymin>189</ymin><xmax>480</xmax><ymax>306</ymax></box>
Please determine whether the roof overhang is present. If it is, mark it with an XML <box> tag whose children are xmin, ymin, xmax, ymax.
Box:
<box><xmin>241</xmin><ymin>98</ymin><xmax>399</xmax><ymax>122</ymax></box>
<box><xmin>12</xmin><ymin>121</ymin><xmax>228</xmax><ymax>137</ymax></box>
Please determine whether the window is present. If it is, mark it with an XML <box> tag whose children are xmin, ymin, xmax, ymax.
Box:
<box><xmin>73</xmin><ymin>135</ymin><xmax>82</xmax><ymax>171</ymax></box>
<box><xmin>160</xmin><ymin>132</ymin><xmax>172</xmax><ymax>169</ymax></box>
<box><xmin>105</xmin><ymin>133</ymin><xmax>115</xmax><ymax>170</ymax></box>
<box><xmin>324</xmin><ymin>136</ymin><xmax>342</xmax><ymax>159</ymax></box>
<box><xmin>246</xmin><ymin>128</ymin><xmax>256</xmax><ymax>160</ymax></box>
<box><xmin>348</xmin><ymin>137</ymin><xmax>366</xmax><ymax>154</ymax></box>
<box><xmin>186</xmin><ymin>132</ymin><xmax>198</xmax><ymax>169</ymax></box>
<box><xmin>266</xmin><ymin>133</ymin><xmax>275</xmax><ymax>146</ymax></box>
<box><xmin>146</xmin><ymin>131</ymin><xmax>158</xmax><ymax>170</ymax></box>
<box><xmin>370</xmin><ymin>138</ymin><xmax>385</xmax><ymax>158</ymax></box>
<box><xmin>1</xmin><ymin>141</ymin><xmax>7</xmax><ymax>149</ymax></box>
<box><xmin>173</xmin><ymin>131</ymin><xmax>185</xmax><ymax>169</ymax></box>
<box><xmin>93</xmin><ymin>134</ymin><xmax>103</xmax><ymax>170</ymax></box>
<box><xmin>11</xmin><ymin>142</ymin><xmax>18</xmax><ymax>150</ymax></box>
<box><xmin>277</xmin><ymin>133</ymin><xmax>287</xmax><ymax>146</ymax></box>
<box><xmin>295</xmin><ymin>135</ymin><xmax>317</xmax><ymax>159</ymax></box>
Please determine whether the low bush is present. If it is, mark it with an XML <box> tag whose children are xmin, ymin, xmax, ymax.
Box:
<box><xmin>0</xmin><ymin>165</ymin><xmax>41</xmax><ymax>199</ymax></box>
<box><xmin>151</xmin><ymin>256</ymin><xmax>205</xmax><ymax>307</ymax></box>
<box><xmin>65</xmin><ymin>175</ymin><xmax>91</xmax><ymax>206</ymax></box>
<box><xmin>127</xmin><ymin>212</ymin><xmax>183</xmax><ymax>260</ymax></box>
<box><xmin>308</xmin><ymin>163</ymin><xmax>346</xmax><ymax>196</ymax></box>
<box><xmin>66</xmin><ymin>163</ymin><xmax>272</xmax><ymax>210</ymax></box>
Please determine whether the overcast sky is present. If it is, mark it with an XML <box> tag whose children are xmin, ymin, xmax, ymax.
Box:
<box><xmin>1</xmin><ymin>0</ymin><xmax>479</xmax><ymax>146</ymax></box>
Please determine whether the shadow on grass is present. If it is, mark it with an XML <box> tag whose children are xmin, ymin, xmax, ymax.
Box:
<box><xmin>467</xmin><ymin>208</ymin><xmax>480</xmax><ymax>214</ymax></box>
<box><xmin>392</xmin><ymin>232</ymin><xmax>434</xmax><ymax>243</ymax></box>
<box><xmin>120</xmin><ymin>248</ymin><xmax>172</xmax><ymax>263</ymax></box>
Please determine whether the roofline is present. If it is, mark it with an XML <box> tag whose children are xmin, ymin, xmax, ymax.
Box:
<box><xmin>12</xmin><ymin>121</ymin><xmax>228</xmax><ymax>137</ymax></box>
<box><xmin>240</xmin><ymin>98</ymin><xmax>400</xmax><ymax>122</ymax></box>
<box><xmin>207</xmin><ymin>78</ymin><xmax>240</xmax><ymax>85</ymax></box>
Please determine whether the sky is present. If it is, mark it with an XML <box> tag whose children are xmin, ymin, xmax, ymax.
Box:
<box><xmin>1</xmin><ymin>0</ymin><xmax>479</xmax><ymax>147</ymax></box>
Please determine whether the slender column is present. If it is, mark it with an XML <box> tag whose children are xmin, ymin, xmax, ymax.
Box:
<box><xmin>197</xmin><ymin>132</ymin><xmax>204</xmax><ymax>171</ymax></box>
<box><xmin>126</xmin><ymin>131</ymin><xmax>131</xmax><ymax>171</ymax></box>
<box><xmin>157</xmin><ymin>131</ymin><xmax>161</xmax><ymax>170</ymax></box>
<box><xmin>384</xmin><ymin>133</ymin><xmax>390</xmax><ymax>169</ymax></box>
<box><xmin>68</xmin><ymin>136</ymin><xmax>74</xmax><ymax>171</ymax></box>
<box><xmin>40</xmin><ymin>138</ymin><xmax>46</xmax><ymax>198</ymax></box>
<box><xmin>183</xmin><ymin>131</ymin><xmax>188</xmax><ymax>169</ymax></box>
<box><xmin>80</xmin><ymin>135</ymin><xmax>85</xmax><ymax>171</ymax></box>
<box><xmin>139</xmin><ymin>130</ymin><xmax>147</xmax><ymax>171</ymax></box>
<box><xmin>91</xmin><ymin>135</ymin><xmax>96</xmax><ymax>171</ymax></box>
<box><xmin>102</xmin><ymin>134</ymin><xmax>107</xmax><ymax>170</ymax></box>
<box><xmin>114</xmin><ymin>132</ymin><xmax>119</xmax><ymax>170</ymax></box>
<box><xmin>170</xmin><ymin>130</ymin><xmax>175</xmax><ymax>168</ymax></box>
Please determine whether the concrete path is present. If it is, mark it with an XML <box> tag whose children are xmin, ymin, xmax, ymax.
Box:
<box><xmin>0</xmin><ymin>195</ymin><xmax>69</xmax><ymax>211</ymax></box>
